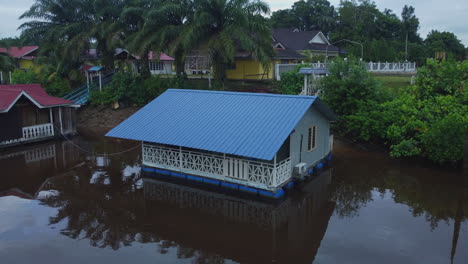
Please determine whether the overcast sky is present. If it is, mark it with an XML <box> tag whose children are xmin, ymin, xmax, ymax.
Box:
<box><xmin>0</xmin><ymin>0</ymin><xmax>466</xmax><ymax>46</ymax></box>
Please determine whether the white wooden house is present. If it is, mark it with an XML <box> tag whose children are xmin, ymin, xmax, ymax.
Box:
<box><xmin>106</xmin><ymin>89</ymin><xmax>337</xmax><ymax>198</ymax></box>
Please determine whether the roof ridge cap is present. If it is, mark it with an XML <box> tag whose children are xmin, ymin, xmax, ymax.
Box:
<box><xmin>167</xmin><ymin>89</ymin><xmax>316</xmax><ymax>99</ymax></box>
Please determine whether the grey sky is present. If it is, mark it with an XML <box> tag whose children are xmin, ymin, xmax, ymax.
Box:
<box><xmin>0</xmin><ymin>0</ymin><xmax>467</xmax><ymax>46</ymax></box>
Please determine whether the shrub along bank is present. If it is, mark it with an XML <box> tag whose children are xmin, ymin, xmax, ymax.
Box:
<box><xmin>88</xmin><ymin>72</ymin><xmax>182</xmax><ymax>106</ymax></box>
<box><xmin>279</xmin><ymin>58</ymin><xmax>467</xmax><ymax>165</ymax></box>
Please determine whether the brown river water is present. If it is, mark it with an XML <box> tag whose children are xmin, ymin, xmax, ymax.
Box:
<box><xmin>0</xmin><ymin>135</ymin><xmax>466</xmax><ymax>264</ymax></box>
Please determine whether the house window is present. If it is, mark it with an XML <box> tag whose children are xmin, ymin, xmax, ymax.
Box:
<box><xmin>307</xmin><ymin>126</ymin><xmax>317</xmax><ymax>151</ymax></box>
<box><xmin>149</xmin><ymin>61</ymin><xmax>164</xmax><ymax>71</ymax></box>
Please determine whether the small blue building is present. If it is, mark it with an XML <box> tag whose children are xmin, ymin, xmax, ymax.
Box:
<box><xmin>106</xmin><ymin>89</ymin><xmax>337</xmax><ymax>198</ymax></box>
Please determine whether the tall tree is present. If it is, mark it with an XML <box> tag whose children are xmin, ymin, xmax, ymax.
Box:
<box><xmin>270</xmin><ymin>0</ymin><xmax>336</xmax><ymax>34</ymax></box>
<box><xmin>270</xmin><ymin>9</ymin><xmax>296</xmax><ymax>29</ymax></box>
<box><xmin>19</xmin><ymin>0</ymin><xmax>95</xmax><ymax>71</ymax></box>
<box><xmin>401</xmin><ymin>5</ymin><xmax>421</xmax><ymax>43</ymax></box>
<box><xmin>140</xmin><ymin>0</ymin><xmax>195</xmax><ymax>77</ymax></box>
<box><xmin>183</xmin><ymin>0</ymin><xmax>274</xmax><ymax>85</ymax></box>
<box><xmin>425</xmin><ymin>30</ymin><xmax>466</xmax><ymax>60</ymax></box>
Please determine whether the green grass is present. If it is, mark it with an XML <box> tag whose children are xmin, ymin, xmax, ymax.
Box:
<box><xmin>374</xmin><ymin>74</ymin><xmax>413</xmax><ymax>95</ymax></box>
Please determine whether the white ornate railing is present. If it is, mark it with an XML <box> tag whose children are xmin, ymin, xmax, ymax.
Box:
<box><xmin>23</xmin><ymin>123</ymin><xmax>54</xmax><ymax>140</ymax></box>
<box><xmin>0</xmin><ymin>123</ymin><xmax>55</xmax><ymax>146</ymax></box>
<box><xmin>275</xmin><ymin>158</ymin><xmax>292</xmax><ymax>187</ymax></box>
<box><xmin>367</xmin><ymin>62</ymin><xmax>416</xmax><ymax>73</ymax></box>
<box><xmin>142</xmin><ymin>144</ymin><xmax>292</xmax><ymax>190</ymax></box>
<box><xmin>276</xmin><ymin>61</ymin><xmax>417</xmax><ymax>80</ymax></box>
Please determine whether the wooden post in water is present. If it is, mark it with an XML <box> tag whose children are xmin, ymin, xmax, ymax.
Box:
<box><xmin>99</xmin><ymin>71</ymin><xmax>102</xmax><ymax>92</ymax></box>
<box><xmin>58</xmin><ymin>107</ymin><xmax>63</xmax><ymax>135</ymax></box>
<box><xmin>464</xmin><ymin>131</ymin><xmax>467</xmax><ymax>185</ymax></box>
<box><xmin>86</xmin><ymin>71</ymin><xmax>90</xmax><ymax>91</ymax></box>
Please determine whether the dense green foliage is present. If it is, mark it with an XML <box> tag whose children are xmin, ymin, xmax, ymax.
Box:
<box><xmin>321</xmin><ymin>58</ymin><xmax>467</xmax><ymax>164</ymax></box>
<box><xmin>11</xmin><ymin>69</ymin><xmax>38</xmax><ymax>84</ymax></box>
<box><xmin>18</xmin><ymin>0</ymin><xmax>273</xmax><ymax>85</ymax></box>
<box><xmin>89</xmin><ymin>72</ymin><xmax>179</xmax><ymax>106</ymax></box>
<box><xmin>276</xmin><ymin>64</ymin><xmax>311</xmax><ymax>95</ymax></box>
<box><xmin>270</xmin><ymin>0</ymin><xmax>466</xmax><ymax>63</ymax></box>
<box><xmin>10</xmin><ymin>69</ymin><xmax>72</xmax><ymax>97</ymax></box>
<box><xmin>425</xmin><ymin>30</ymin><xmax>466</xmax><ymax>61</ymax></box>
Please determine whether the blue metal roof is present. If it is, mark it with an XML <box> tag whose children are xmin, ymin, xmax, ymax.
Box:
<box><xmin>298</xmin><ymin>67</ymin><xmax>330</xmax><ymax>75</ymax></box>
<box><xmin>88</xmin><ymin>66</ymin><xmax>103</xmax><ymax>72</ymax></box>
<box><xmin>106</xmin><ymin>89</ymin><xmax>333</xmax><ymax>160</ymax></box>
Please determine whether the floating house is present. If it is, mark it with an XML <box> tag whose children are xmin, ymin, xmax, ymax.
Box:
<box><xmin>0</xmin><ymin>84</ymin><xmax>78</xmax><ymax>147</ymax></box>
<box><xmin>106</xmin><ymin>89</ymin><xmax>336</xmax><ymax>198</ymax></box>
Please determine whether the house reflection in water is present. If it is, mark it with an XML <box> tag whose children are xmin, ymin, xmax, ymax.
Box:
<box><xmin>0</xmin><ymin>139</ymin><xmax>84</xmax><ymax>198</ymax></box>
<box><xmin>140</xmin><ymin>170</ymin><xmax>335</xmax><ymax>264</ymax></box>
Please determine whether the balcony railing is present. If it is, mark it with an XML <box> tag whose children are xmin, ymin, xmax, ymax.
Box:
<box><xmin>0</xmin><ymin>123</ymin><xmax>55</xmax><ymax>146</ymax></box>
<box><xmin>142</xmin><ymin>143</ymin><xmax>292</xmax><ymax>190</ymax></box>
<box><xmin>23</xmin><ymin>123</ymin><xmax>54</xmax><ymax>140</ymax></box>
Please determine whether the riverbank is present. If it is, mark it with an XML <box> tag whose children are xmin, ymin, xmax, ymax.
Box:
<box><xmin>77</xmin><ymin>105</ymin><xmax>140</xmax><ymax>136</ymax></box>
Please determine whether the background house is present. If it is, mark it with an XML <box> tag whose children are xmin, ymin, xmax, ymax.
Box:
<box><xmin>0</xmin><ymin>46</ymin><xmax>39</xmax><ymax>70</ymax></box>
<box><xmin>225</xmin><ymin>28</ymin><xmax>343</xmax><ymax>80</ymax></box>
<box><xmin>82</xmin><ymin>48</ymin><xmax>175</xmax><ymax>75</ymax></box>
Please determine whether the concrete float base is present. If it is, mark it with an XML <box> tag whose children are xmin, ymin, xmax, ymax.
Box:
<box><xmin>143</xmin><ymin>152</ymin><xmax>333</xmax><ymax>200</ymax></box>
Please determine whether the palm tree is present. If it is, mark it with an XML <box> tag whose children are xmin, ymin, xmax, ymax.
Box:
<box><xmin>117</xmin><ymin>0</ymin><xmax>194</xmax><ymax>78</ymax></box>
<box><xmin>0</xmin><ymin>47</ymin><xmax>13</xmax><ymax>74</ymax></box>
<box><xmin>182</xmin><ymin>0</ymin><xmax>274</xmax><ymax>85</ymax></box>
<box><xmin>113</xmin><ymin>0</ymin><xmax>164</xmax><ymax>78</ymax></box>
<box><xmin>140</xmin><ymin>0</ymin><xmax>195</xmax><ymax>78</ymax></box>
<box><xmin>19</xmin><ymin>0</ymin><xmax>125</xmax><ymax>73</ymax></box>
<box><xmin>19</xmin><ymin>0</ymin><xmax>95</xmax><ymax>71</ymax></box>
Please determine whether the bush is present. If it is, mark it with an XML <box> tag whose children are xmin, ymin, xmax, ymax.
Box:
<box><xmin>324</xmin><ymin>58</ymin><xmax>467</xmax><ymax>165</ymax></box>
<box><xmin>322</xmin><ymin>57</ymin><xmax>383</xmax><ymax>117</ymax></box>
<box><xmin>88</xmin><ymin>72</ymin><xmax>180</xmax><ymax>106</ymax></box>
<box><xmin>11</xmin><ymin>69</ymin><xmax>38</xmax><ymax>84</ymax></box>
<box><xmin>42</xmin><ymin>75</ymin><xmax>71</xmax><ymax>97</ymax></box>
<box><xmin>279</xmin><ymin>71</ymin><xmax>303</xmax><ymax>95</ymax></box>
<box><xmin>277</xmin><ymin>64</ymin><xmax>311</xmax><ymax>95</ymax></box>
<box><xmin>420</xmin><ymin>112</ymin><xmax>466</xmax><ymax>164</ymax></box>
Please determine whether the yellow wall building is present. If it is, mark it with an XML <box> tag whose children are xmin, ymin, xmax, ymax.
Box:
<box><xmin>225</xmin><ymin>29</ymin><xmax>341</xmax><ymax>81</ymax></box>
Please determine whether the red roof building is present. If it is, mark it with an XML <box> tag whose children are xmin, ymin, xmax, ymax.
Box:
<box><xmin>0</xmin><ymin>84</ymin><xmax>74</xmax><ymax>112</ymax></box>
<box><xmin>0</xmin><ymin>46</ymin><xmax>39</xmax><ymax>59</ymax></box>
<box><xmin>0</xmin><ymin>84</ymin><xmax>78</xmax><ymax>147</ymax></box>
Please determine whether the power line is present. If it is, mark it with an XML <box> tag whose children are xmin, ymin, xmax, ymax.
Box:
<box><xmin>54</xmin><ymin>123</ymin><xmax>141</xmax><ymax>156</ymax></box>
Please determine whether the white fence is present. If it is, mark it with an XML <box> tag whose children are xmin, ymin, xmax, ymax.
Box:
<box><xmin>142</xmin><ymin>143</ymin><xmax>292</xmax><ymax>190</ymax></box>
<box><xmin>275</xmin><ymin>61</ymin><xmax>417</xmax><ymax>80</ymax></box>
<box><xmin>367</xmin><ymin>62</ymin><xmax>416</xmax><ymax>73</ymax></box>
<box><xmin>0</xmin><ymin>123</ymin><xmax>55</xmax><ymax>146</ymax></box>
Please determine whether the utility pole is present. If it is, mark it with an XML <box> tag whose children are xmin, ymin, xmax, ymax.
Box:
<box><xmin>405</xmin><ymin>32</ymin><xmax>408</xmax><ymax>61</ymax></box>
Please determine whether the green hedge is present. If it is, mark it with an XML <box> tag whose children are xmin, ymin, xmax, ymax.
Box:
<box><xmin>322</xmin><ymin>58</ymin><xmax>467</xmax><ymax>165</ymax></box>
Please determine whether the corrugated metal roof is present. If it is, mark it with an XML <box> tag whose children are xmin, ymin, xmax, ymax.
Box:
<box><xmin>0</xmin><ymin>84</ymin><xmax>74</xmax><ymax>112</ymax></box>
<box><xmin>88</xmin><ymin>66</ymin><xmax>103</xmax><ymax>72</ymax></box>
<box><xmin>106</xmin><ymin>89</ymin><xmax>332</xmax><ymax>160</ymax></box>
<box><xmin>0</xmin><ymin>46</ymin><xmax>38</xmax><ymax>58</ymax></box>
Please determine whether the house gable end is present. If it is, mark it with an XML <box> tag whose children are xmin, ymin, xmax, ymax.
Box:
<box><xmin>309</xmin><ymin>32</ymin><xmax>330</xmax><ymax>45</ymax></box>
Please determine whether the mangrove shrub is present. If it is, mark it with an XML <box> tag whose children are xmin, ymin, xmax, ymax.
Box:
<box><xmin>322</xmin><ymin>58</ymin><xmax>467</xmax><ymax>165</ymax></box>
